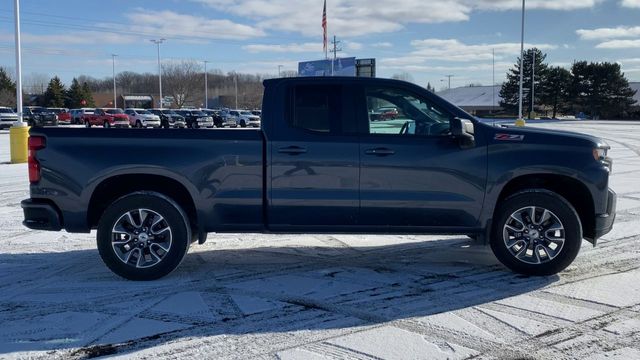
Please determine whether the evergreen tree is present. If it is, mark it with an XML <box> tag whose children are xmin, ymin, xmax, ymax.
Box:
<box><xmin>570</xmin><ymin>62</ymin><xmax>636</xmax><ymax>119</ymax></box>
<box><xmin>65</xmin><ymin>78</ymin><xmax>83</xmax><ymax>108</ymax></box>
<box><xmin>43</xmin><ymin>76</ymin><xmax>66</xmax><ymax>107</ymax></box>
<box><xmin>81</xmin><ymin>82</ymin><xmax>95</xmax><ymax>107</ymax></box>
<box><xmin>0</xmin><ymin>67</ymin><xmax>16</xmax><ymax>107</ymax></box>
<box><xmin>541</xmin><ymin>66</ymin><xmax>572</xmax><ymax>118</ymax></box>
<box><xmin>0</xmin><ymin>67</ymin><xmax>16</xmax><ymax>93</ymax></box>
<box><xmin>499</xmin><ymin>48</ymin><xmax>549</xmax><ymax>118</ymax></box>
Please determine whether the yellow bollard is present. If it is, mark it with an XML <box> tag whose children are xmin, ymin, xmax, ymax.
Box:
<box><xmin>514</xmin><ymin>118</ymin><xmax>526</xmax><ymax>127</ymax></box>
<box><xmin>10</xmin><ymin>124</ymin><xmax>30</xmax><ymax>164</ymax></box>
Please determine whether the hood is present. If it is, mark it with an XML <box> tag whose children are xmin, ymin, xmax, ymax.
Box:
<box><xmin>486</xmin><ymin>123</ymin><xmax>607</xmax><ymax>149</ymax></box>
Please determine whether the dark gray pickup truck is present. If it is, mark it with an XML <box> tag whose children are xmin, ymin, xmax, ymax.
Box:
<box><xmin>22</xmin><ymin>77</ymin><xmax>616</xmax><ymax>280</ymax></box>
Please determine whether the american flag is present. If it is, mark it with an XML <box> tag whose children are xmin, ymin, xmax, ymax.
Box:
<box><xmin>322</xmin><ymin>0</ymin><xmax>327</xmax><ymax>56</ymax></box>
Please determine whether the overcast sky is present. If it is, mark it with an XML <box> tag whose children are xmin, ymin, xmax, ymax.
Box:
<box><xmin>0</xmin><ymin>0</ymin><xmax>639</xmax><ymax>90</ymax></box>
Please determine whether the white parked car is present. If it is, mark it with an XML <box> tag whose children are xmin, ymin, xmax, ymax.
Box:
<box><xmin>227</xmin><ymin>110</ymin><xmax>261</xmax><ymax>128</ymax></box>
<box><xmin>0</xmin><ymin>107</ymin><xmax>18</xmax><ymax>129</ymax></box>
<box><xmin>124</xmin><ymin>108</ymin><xmax>161</xmax><ymax>128</ymax></box>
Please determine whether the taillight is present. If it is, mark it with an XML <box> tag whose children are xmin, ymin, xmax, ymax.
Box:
<box><xmin>28</xmin><ymin>136</ymin><xmax>46</xmax><ymax>183</ymax></box>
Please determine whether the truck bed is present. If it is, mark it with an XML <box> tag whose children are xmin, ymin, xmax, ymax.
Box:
<box><xmin>29</xmin><ymin>127</ymin><xmax>265</xmax><ymax>233</ymax></box>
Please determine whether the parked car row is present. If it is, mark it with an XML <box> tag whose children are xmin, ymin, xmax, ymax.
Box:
<box><xmin>0</xmin><ymin>106</ymin><xmax>262</xmax><ymax>129</ymax></box>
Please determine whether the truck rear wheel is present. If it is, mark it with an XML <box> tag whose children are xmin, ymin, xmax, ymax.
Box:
<box><xmin>97</xmin><ymin>192</ymin><xmax>191</xmax><ymax>281</ymax></box>
<box><xmin>490</xmin><ymin>190</ymin><xmax>582</xmax><ymax>276</ymax></box>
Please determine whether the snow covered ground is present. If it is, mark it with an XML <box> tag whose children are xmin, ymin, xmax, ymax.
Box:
<box><xmin>1</xmin><ymin>122</ymin><xmax>640</xmax><ymax>359</ymax></box>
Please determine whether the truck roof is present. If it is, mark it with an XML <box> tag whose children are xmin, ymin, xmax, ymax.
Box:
<box><xmin>263</xmin><ymin>76</ymin><xmax>411</xmax><ymax>88</ymax></box>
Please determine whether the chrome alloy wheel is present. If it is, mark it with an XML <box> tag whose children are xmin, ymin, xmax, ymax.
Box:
<box><xmin>502</xmin><ymin>206</ymin><xmax>565</xmax><ymax>265</ymax></box>
<box><xmin>111</xmin><ymin>209</ymin><xmax>172</xmax><ymax>268</ymax></box>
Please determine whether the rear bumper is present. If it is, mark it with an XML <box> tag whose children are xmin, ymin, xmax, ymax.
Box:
<box><xmin>21</xmin><ymin>199</ymin><xmax>63</xmax><ymax>231</ymax></box>
<box><xmin>589</xmin><ymin>188</ymin><xmax>617</xmax><ymax>243</ymax></box>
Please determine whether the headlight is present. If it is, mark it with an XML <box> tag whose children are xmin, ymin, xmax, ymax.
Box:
<box><xmin>593</xmin><ymin>147</ymin><xmax>609</xmax><ymax>161</ymax></box>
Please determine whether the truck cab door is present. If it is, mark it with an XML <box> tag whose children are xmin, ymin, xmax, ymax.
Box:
<box><xmin>357</xmin><ymin>84</ymin><xmax>487</xmax><ymax>230</ymax></box>
<box><xmin>268</xmin><ymin>83</ymin><xmax>360</xmax><ymax>230</ymax></box>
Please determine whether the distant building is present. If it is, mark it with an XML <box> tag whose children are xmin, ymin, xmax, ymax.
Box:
<box><xmin>437</xmin><ymin>85</ymin><xmax>502</xmax><ymax>116</ymax></box>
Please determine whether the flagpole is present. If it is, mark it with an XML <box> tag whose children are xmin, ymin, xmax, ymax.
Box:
<box><xmin>323</xmin><ymin>0</ymin><xmax>328</xmax><ymax>60</ymax></box>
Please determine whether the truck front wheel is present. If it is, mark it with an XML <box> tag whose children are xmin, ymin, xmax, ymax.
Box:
<box><xmin>490</xmin><ymin>190</ymin><xmax>582</xmax><ymax>276</ymax></box>
<box><xmin>97</xmin><ymin>192</ymin><xmax>191</xmax><ymax>281</ymax></box>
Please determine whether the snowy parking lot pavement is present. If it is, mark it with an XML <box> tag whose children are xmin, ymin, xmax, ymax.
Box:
<box><xmin>1</xmin><ymin>122</ymin><xmax>640</xmax><ymax>359</ymax></box>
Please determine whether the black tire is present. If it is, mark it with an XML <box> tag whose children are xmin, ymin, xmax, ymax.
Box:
<box><xmin>85</xmin><ymin>120</ymin><xmax>91</xmax><ymax>128</ymax></box>
<box><xmin>191</xmin><ymin>122</ymin><xmax>199</xmax><ymax>129</ymax></box>
<box><xmin>136</xmin><ymin>120</ymin><xmax>143</xmax><ymax>128</ymax></box>
<box><xmin>97</xmin><ymin>192</ymin><xmax>191</xmax><ymax>281</ymax></box>
<box><xmin>490</xmin><ymin>190</ymin><xmax>582</xmax><ymax>276</ymax></box>
<box><xmin>240</xmin><ymin>120</ymin><xmax>246</xmax><ymax>128</ymax></box>
<box><xmin>104</xmin><ymin>121</ymin><xmax>110</xmax><ymax>128</ymax></box>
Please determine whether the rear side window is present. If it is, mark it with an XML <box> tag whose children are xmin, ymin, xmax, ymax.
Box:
<box><xmin>291</xmin><ymin>86</ymin><xmax>333</xmax><ymax>133</ymax></box>
<box><xmin>291</xmin><ymin>85</ymin><xmax>353</xmax><ymax>134</ymax></box>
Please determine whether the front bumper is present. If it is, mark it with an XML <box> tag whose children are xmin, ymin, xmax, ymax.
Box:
<box><xmin>143</xmin><ymin>121</ymin><xmax>161</xmax><ymax>128</ymax></box>
<box><xmin>0</xmin><ymin>121</ymin><xmax>15</xmax><ymax>129</ymax></box>
<box><xmin>590</xmin><ymin>188</ymin><xmax>617</xmax><ymax>243</ymax></box>
<box><xmin>21</xmin><ymin>199</ymin><xmax>63</xmax><ymax>231</ymax></box>
<box><xmin>113</xmin><ymin>120</ymin><xmax>130</xmax><ymax>128</ymax></box>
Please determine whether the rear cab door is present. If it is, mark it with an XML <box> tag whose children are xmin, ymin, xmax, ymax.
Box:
<box><xmin>266</xmin><ymin>79</ymin><xmax>361</xmax><ymax>231</ymax></box>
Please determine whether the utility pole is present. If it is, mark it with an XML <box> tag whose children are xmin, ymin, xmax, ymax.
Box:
<box><xmin>531</xmin><ymin>51</ymin><xmax>535</xmax><ymax>119</ymax></box>
<box><xmin>517</xmin><ymin>0</ymin><xmax>526</xmax><ymax>126</ymax></box>
<box><xmin>278</xmin><ymin>65</ymin><xmax>283</xmax><ymax>77</ymax></box>
<box><xmin>445</xmin><ymin>75</ymin><xmax>454</xmax><ymax>90</ymax></box>
<box><xmin>204</xmin><ymin>60</ymin><xmax>209</xmax><ymax>109</ymax></box>
<box><xmin>112</xmin><ymin>54</ymin><xmax>117</xmax><ymax>108</ymax></box>
<box><xmin>330</xmin><ymin>35</ymin><xmax>342</xmax><ymax>76</ymax></box>
<box><xmin>150</xmin><ymin>38</ymin><xmax>165</xmax><ymax>108</ymax></box>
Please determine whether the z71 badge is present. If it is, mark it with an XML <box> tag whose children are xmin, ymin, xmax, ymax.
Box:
<box><xmin>495</xmin><ymin>133</ymin><xmax>525</xmax><ymax>141</ymax></box>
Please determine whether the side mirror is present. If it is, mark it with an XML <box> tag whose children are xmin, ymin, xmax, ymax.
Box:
<box><xmin>450</xmin><ymin>117</ymin><xmax>475</xmax><ymax>149</ymax></box>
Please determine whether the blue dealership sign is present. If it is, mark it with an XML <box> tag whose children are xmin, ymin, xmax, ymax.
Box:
<box><xmin>298</xmin><ymin>57</ymin><xmax>356</xmax><ymax>77</ymax></box>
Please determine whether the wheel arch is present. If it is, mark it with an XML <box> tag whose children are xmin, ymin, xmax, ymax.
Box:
<box><xmin>494</xmin><ymin>174</ymin><xmax>595</xmax><ymax>241</ymax></box>
<box><xmin>87</xmin><ymin>174</ymin><xmax>199</xmax><ymax>236</ymax></box>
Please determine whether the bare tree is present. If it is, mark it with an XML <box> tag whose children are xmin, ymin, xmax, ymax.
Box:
<box><xmin>23</xmin><ymin>72</ymin><xmax>50</xmax><ymax>94</ymax></box>
<box><xmin>391</xmin><ymin>72</ymin><xmax>414</xmax><ymax>83</ymax></box>
<box><xmin>162</xmin><ymin>60</ymin><xmax>202</xmax><ymax>108</ymax></box>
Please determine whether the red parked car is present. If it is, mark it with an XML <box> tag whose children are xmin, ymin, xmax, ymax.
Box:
<box><xmin>48</xmin><ymin>108</ymin><xmax>71</xmax><ymax>125</ymax></box>
<box><xmin>83</xmin><ymin>108</ymin><xmax>130</xmax><ymax>128</ymax></box>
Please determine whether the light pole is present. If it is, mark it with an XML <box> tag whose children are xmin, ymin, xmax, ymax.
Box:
<box><xmin>112</xmin><ymin>54</ymin><xmax>117</xmax><ymax>108</ymax></box>
<box><xmin>234</xmin><ymin>74</ymin><xmax>238</xmax><ymax>109</ymax></box>
<box><xmin>531</xmin><ymin>51</ymin><xmax>535</xmax><ymax>119</ymax></box>
<box><xmin>516</xmin><ymin>0</ymin><xmax>526</xmax><ymax>127</ymax></box>
<box><xmin>278</xmin><ymin>65</ymin><xmax>283</xmax><ymax>77</ymax></box>
<box><xmin>10</xmin><ymin>0</ymin><xmax>28</xmax><ymax>164</ymax></box>
<box><xmin>204</xmin><ymin>60</ymin><xmax>209</xmax><ymax>109</ymax></box>
<box><xmin>150</xmin><ymin>38</ymin><xmax>165</xmax><ymax>108</ymax></box>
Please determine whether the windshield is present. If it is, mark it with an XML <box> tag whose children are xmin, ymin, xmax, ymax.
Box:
<box><xmin>106</xmin><ymin>109</ymin><xmax>124</xmax><ymax>114</ymax></box>
<box><xmin>31</xmin><ymin>108</ymin><xmax>48</xmax><ymax>113</ymax></box>
<box><xmin>0</xmin><ymin>108</ymin><xmax>14</xmax><ymax>113</ymax></box>
<box><xmin>162</xmin><ymin>110</ymin><xmax>177</xmax><ymax>115</ymax></box>
<box><xmin>49</xmin><ymin>109</ymin><xmax>64</xmax><ymax>114</ymax></box>
<box><xmin>193</xmin><ymin>112</ymin><xmax>206</xmax><ymax>116</ymax></box>
<box><xmin>240</xmin><ymin>111</ymin><xmax>252</xmax><ymax>115</ymax></box>
<box><xmin>137</xmin><ymin>110</ymin><xmax>152</xmax><ymax>115</ymax></box>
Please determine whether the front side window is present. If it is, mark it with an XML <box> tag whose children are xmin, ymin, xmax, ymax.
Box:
<box><xmin>366</xmin><ymin>87</ymin><xmax>451</xmax><ymax>136</ymax></box>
